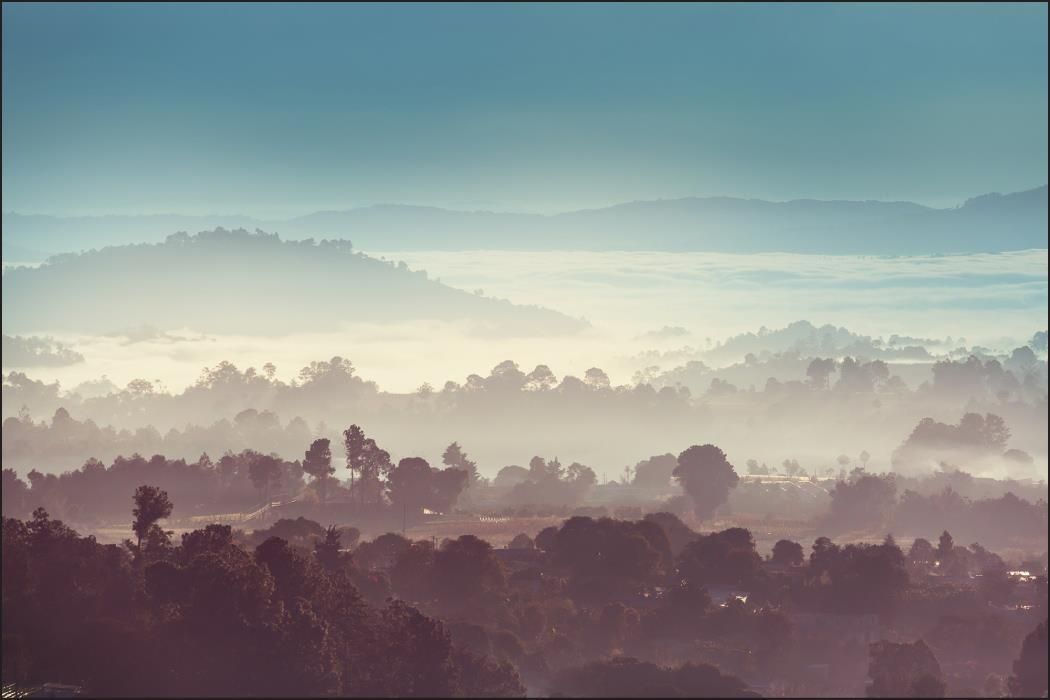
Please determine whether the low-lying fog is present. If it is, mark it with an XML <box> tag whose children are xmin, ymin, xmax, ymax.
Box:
<box><xmin>6</xmin><ymin>249</ymin><xmax>1046</xmax><ymax>393</ymax></box>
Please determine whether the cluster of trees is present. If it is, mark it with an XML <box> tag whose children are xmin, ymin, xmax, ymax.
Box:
<box><xmin>3</xmin><ymin>476</ymin><xmax>1047</xmax><ymax>697</ymax></box>
<box><xmin>821</xmin><ymin>466</ymin><xmax>1047</xmax><ymax>548</ymax></box>
<box><xmin>2</xmin><ymin>450</ymin><xmax>304</xmax><ymax>525</ymax></box>
<box><xmin>928</xmin><ymin>351</ymin><xmax>1045</xmax><ymax>404</ymax></box>
<box><xmin>2</xmin><ymin>406</ymin><xmax>315</xmax><ymax>471</ymax></box>
<box><xmin>4</xmin><ymin>345</ymin><xmax>1046</xmax><ymax>488</ymax></box>
<box><xmin>648</xmin><ymin>346</ymin><xmax>1047</xmax><ymax>408</ymax></box>
<box><xmin>892</xmin><ymin>412</ymin><xmax>1029</xmax><ymax>469</ymax></box>
<box><xmin>2</xmin><ymin>356</ymin><xmax>695</xmax><ymax>435</ymax></box>
<box><xmin>500</xmin><ymin>456</ymin><xmax>598</xmax><ymax>509</ymax></box>
<box><xmin>1</xmin><ymin>424</ymin><xmax>474</xmax><ymax>529</ymax></box>
<box><xmin>2</xmin><ymin>505</ymin><xmax>526</xmax><ymax>697</ymax></box>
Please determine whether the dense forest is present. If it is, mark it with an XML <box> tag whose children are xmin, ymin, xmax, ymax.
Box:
<box><xmin>3</xmin><ymin>458</ymin><xmax>1047</xmax><ymax>696</ymax></box>
<box><xmin>4</xmin><ymin>337</ymin><xmax>1046</xmax><ymax>477</ymax></box>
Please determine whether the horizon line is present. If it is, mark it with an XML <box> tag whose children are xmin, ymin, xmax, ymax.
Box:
<box><xmin>3</xmin><ymin>183</ymin><xmax>1046</xmax><ymax>221</ymax></box>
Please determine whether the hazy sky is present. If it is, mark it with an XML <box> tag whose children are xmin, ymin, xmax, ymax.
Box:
<box><xmin>3</xmin><ymin>3</ymin><xmax>1047</xmax><ymax>217</ymax></box>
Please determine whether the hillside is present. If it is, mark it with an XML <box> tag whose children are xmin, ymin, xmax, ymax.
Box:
<box><xmin>0</xmin><ymin>229</ymin><xmax>585</xmax><ymax>336</ymax></box>
<box><xmin>3</xmin><ymin>185</ymin><xmax>1046</xmax><ymax>259</ymax></box>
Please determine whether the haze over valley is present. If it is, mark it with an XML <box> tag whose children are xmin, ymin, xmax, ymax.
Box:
<box><xmin>2</xmin><ymin>4</ymin><xmax>1047</xmax><ymax>699</ymax></box>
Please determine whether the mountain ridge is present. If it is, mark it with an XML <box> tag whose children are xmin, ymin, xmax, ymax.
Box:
<box><xmin>3</xmin><ymin>185</ymin><xmax>1046</xmax><ymax>259</ymax></box>
<box><xmin>1</xmin><ymin>228</ymin><xmax>585</xmax><ymax>337</ymax></box>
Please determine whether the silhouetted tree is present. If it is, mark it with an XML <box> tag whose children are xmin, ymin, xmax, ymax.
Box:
<box><xmin>508</xmin><ymin>533</ymin><xmax>535</xmax><ymax>550</ymax></box>
<box><xmin>866</xmin><ymin>639</ymin><xmax>945</xmax><ymax>698</ymax></box>
<box><xmin>342</xmin><ymin>424</ymin><xmax>392</xmax><ymax>507</ymax></box>
<box><xmin>673</xmin><ymin>444</ymin><xmax>740</xmax><ymax>521</ymax></box>
<box><xmin>1008</xmin><ymin>620</ymin><xmax>1048</xmax><ymax>698</ymax></box>
<box><xmin>302</xmin><ymin>437</ymin><xmax>334</xmax><ymax>506</ymax></box>
<box><xmin>442</xmin><ymin>441</ymin><xmax>479</xmax><ymax>484</ymax></box>
<box><xmin>131</xmin><ymin>484</ymin><xmax>172</xmax><ymax>550</ymax></box>
<box><xmin>314</xmin><ymin>525</ymin><xmax>345</xmax><ymax>572</ymax></box>
<box><xmin>806</xmin><ymin>357</ymin><xmax>836</xmax><ymax>389</ymax></box>
<box><xmin>248</xmin><ymin>453</ymin><xmax>282</xmax><ymax>504</ymax></box>
<box><xmin>771</xmin><ymin>539</ymin><xmax>804</xmax><ymax>566</ymax></box>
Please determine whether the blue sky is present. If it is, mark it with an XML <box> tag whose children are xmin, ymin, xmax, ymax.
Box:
<box><xmin>2</xmin><ymin>2</ymin><xmax>1047</xmax><ymax>216</ymax></box>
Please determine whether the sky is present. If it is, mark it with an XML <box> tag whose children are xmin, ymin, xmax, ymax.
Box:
<box><xmin>2</xmin><ymin>2</ymin><xmax>1047</xmax><ymax>217</ymax></box>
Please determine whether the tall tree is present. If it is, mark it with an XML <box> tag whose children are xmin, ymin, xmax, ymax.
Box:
<box><xmin>248</xmin><ymin>454</ymin><xmax>282</xmax><ymax>504</ymax></box>
<box><xmin>1009</xmin><ymin>620</ymin><xmax>1048</xmax><ymax>698</ymax></box>
<box><xmin>303</xmin><ymin>438</ymin><xmax>335</xmax><ymax>507</ymax></box>
<box><xmin>343</xmin><ymin>424</ymin><xmax>392</xmax><ymax>507</ymax></box>
<box><xmin>388</xmin><ymin>457</ymin><xmax>435</xmax><ymax>523</ymax></box>
<box><xmin>131</xmin><ymin>484</ymin><xmax>173</xmax><ymax>550</ymax></box>
<box><xmin>442</xmin><ymin>441</ymin><xmax>479</xmax><ymax>483</ymax></box>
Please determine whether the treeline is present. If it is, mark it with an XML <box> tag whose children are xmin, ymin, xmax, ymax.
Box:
<box><xmin>3</xmin><ymin>494</ymin><xmax>1046</xmax><ymax>697</ymax></box>
<box><xmin>823</xmin><ymin>467</ymin><xmax>1047</xmax><ymax>548</ymax></box>
<box><xmin>652</xmin><ymin>345</ymin><xmax>1047</xmax><ymax>405</ymax></box>
<box><xmin>2</xmin><ymin>508</ymin><xmax>528</xmax><ymax>697</ymax></box>
<box><xmin>2</xmin><ymin>406</ymin><xmax>315</xmax><ymax>470</ymax></box>
<box><xmin>4</xmin><ymin>428</ymin><xmax>1047</xmax><ymax>554</ymax></box>
<box><xmin>6</xmin><ymin>350</ymin><xmax>1047</xmax><ymax>437</ymax></box>
<box><xmin>1</xmin><ymin>424</ymin><xmax>478</xmax><ymax>533</ymax></box>
<box><xmin>2</xmin><ymin>357</ymin><xmax>694</xmax><ymax>431</ymax></box>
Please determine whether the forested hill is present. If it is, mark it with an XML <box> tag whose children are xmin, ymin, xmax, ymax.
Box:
<box><xmin>3</xmin><ymin>185</ymin><xmax>1046</xmax><ymax>259</ymax></box>
<box><xmin>0</xmin><ymin>229</ymin><xmax>585</xmax><ymax>336</ymax></box>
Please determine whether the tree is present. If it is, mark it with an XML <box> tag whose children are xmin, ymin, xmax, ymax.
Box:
<box><xmin>633</xmin><ymin>453</ymin><xmax>679</xmax><ymax>489</ymax></box>
<box><xmin>248</xmin><ymin>454</ymin><xmax>282</xmax><ymax>504</ymax></box>
<box><xmin>131</xmin><ymin>485</ymin><xmax>173</xmax><ymax>550</ymax></box>
<box><xmin>302</xmin><ymin>438</ymin><xmax>334</xmax><ymax>507</ymax></box>
<box><xmin>524</xmin><ymin>364</ymin><xmax>557</xmax><ymax>391</ymax></box>
<box><xmin>806</xmin><ymin>357</ymin><xmax>837</xmax><ymax>389</ymax></box>
<box><xmin>771</xmin><ymin>539</ymin><xmax>804</xmax><ymax>566</ymax></box>
<box><xmin>508</xmin><ymin>533</ymin><xmax>535</xmax><ymax>550</ymax></box>
<box><xmin>583</xmin><ymin>367</ymin><xmax>611</xmax><ymax>390</ymax></box>
<box><xmin>907</xmin><ymin>538</ymin><xmax>935</xmax><ymax>567</ymax></box>
<box><xmin>1008</xmin><ymin>620</ymin><xmax>1048</xmax><ymax>698</ymax></box>
<box><xmin>644</xmin><ymin>512</ymin><xmax>699</xmax><ymax>557</ymax></box>
<box><xmin>388</xmin><ymin>457</ymin><xmax>436</xmax><ymax>523</ymax></box>
<box><xmin>936</xmin><ymin>530</ymin><xmax>954</xmax><ymax>562</ymax></box>
<box><xmin>826</xmin><ymin>473</ymin><xmax>897</xmax><ymax>531</ymax></box>
<box><xmin>433</xmin><ymin>535</ymin><xmax>506</xmax><ymax>610</ymax></box>
<box><xmin>866</xmin><ymin>640</ymin><xmax>945</xmax><ymax>698</ymax></box>
<box><xmin>677</xmin><ymin>528</ymin><xmax>762</xmax><ymax>587</ymax></box>
<box><xmin>342</xmin><ymin>424</ymin><xmax>392</xmax><ymax>507</ymax></box>
<box><xmin>431</xmin><ymin>467</ymin><xmax>469</xmax><ymax>514</ymax></box>
<box><xmin>673</xmin><ymin>444</ymin><xmax>740</xmax><ymax>521</ymax></box>
<box><xmin>314</xmin><ymin>525</ymin><xmax>345</xmax><ymax>572</ymax></box>
<box><xmin>745</xmin><ymin>459</ymin><xmax>769</xmax><ymax>476</ymax></box>
<box><xmin>442</xmin><ymin>441</ymin><xmax>479</xmax><ymax>484</ymax></box>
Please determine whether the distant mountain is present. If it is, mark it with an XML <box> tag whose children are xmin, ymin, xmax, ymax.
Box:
<box><xmin>3</xmin><ymin>185</ymin><xmax>1046</xmax><ymax>259</ymax></box>
<box><xmin>0</xmin><ymin>229</ymin><xmax>585</xmax><ymax>336</ymax></box>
